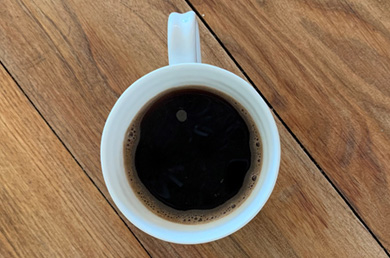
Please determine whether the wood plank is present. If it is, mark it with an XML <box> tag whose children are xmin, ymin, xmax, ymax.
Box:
<box><xmin>0</xmin><ymin>0</ymin><xmax>386</xmax><ymax>256</ymax></box>
<box><xmin>189</xmin><ymin>0</ymin><xmax>390</xmax><ymax>250</ymax></box>
<box><xmin>0</xmin><ymin>66</ymin><xmax>148</xmax><ymax>257</ymax></box>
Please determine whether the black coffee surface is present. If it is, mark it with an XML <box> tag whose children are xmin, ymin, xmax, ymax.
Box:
<box><xmin>134</xmin><ymin>89</ymin><xmax>251</xmax><ymax>210</ymax></box>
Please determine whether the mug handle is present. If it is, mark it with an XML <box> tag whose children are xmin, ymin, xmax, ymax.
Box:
<box><xmin>168</xmin><ymin>11</ymin><xmax>201</xmax><ymax>65</ymax></box>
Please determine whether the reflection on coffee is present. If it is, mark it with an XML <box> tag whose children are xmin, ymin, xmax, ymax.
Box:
<box><xmin>124</xmin><ymin>87</ymin><xmax>262</xmax><ymax>224</ymax></box>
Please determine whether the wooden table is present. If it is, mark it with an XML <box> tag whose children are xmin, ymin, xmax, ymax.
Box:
<box><xmin>1</xmin><ymin>0</ymin><xmax>389</xmax><ymax>256</ymax></box>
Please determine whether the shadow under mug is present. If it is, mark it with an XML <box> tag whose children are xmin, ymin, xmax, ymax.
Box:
<box><xmin>101</xmin><ymin>11</ymin><xmax>280</xmax><ymax>244</ymax></box>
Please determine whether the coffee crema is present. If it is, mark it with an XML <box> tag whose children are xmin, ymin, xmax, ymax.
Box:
<box><xmin>124</xmin><ymin>86</ymin><xmax>262</xmax><ymax>224</ymax></box>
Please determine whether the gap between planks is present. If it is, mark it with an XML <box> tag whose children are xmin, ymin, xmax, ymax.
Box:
<box><xmin>184</xmin><ymin>0</ymin><xmax>390</xmax><ymax>255</ymax></box>
<box><xmin>0</xmin><ymin>60</ymin><xmax>153</xmax><ymax>258</ymax></box>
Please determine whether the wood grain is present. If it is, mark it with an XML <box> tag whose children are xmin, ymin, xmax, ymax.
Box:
<box><xmin>0</xmin><ymin>0</ymin><xmax>386</xmax><ymax>256</ymax></box>
<box><xmin>189</xmin><ymin>0</ymin><xmax>390</xmax><ymax>250</ymax></box>
<box><xmin>0</xmin><ymin>66</ymin><xmax>148</xmax><ymax>257</ymax></box>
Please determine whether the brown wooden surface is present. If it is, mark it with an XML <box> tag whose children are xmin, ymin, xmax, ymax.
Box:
<box><xmin>190</xmin><ymin>0</ymin><xmax>390</xmax><ymax>250</ymax></box>
<box><xmin>0</xmin><ymin>0</ymin><xmax>388</xmax><ymax>256</ymax></box>
<box><xmin>0</xmin><ymin>66</ymin><xmax>148</xmax><ymax>257</ymax></box>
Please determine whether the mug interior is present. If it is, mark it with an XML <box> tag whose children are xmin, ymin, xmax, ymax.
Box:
<box><xmin>101</xmin><ymin>63</ymin><xmax>280</xmax><ymax>244</ymax></box>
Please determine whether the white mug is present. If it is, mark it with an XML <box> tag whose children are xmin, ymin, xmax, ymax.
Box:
<box><xmin>101</xmin><ymin>11</ymin><xmax>280</xmax><ymax>244</ymax></box>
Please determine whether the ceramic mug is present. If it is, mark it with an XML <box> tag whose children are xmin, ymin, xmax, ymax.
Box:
<box><xmin>101</xmin><ymin>11</ymin><xmax>280</xmax><ymax>244</ymax></box>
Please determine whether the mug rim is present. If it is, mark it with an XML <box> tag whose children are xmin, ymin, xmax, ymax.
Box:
<box><xmin>101</xmin><ymin>63</ymin><xmax>280</xmax><ymax>244</ymax></box>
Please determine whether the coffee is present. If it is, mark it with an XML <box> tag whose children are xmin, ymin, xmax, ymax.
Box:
<box><xmin>124</xmin><ymin>86</ymin><xmax>262</xmax><ymax>224</ymax></box>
